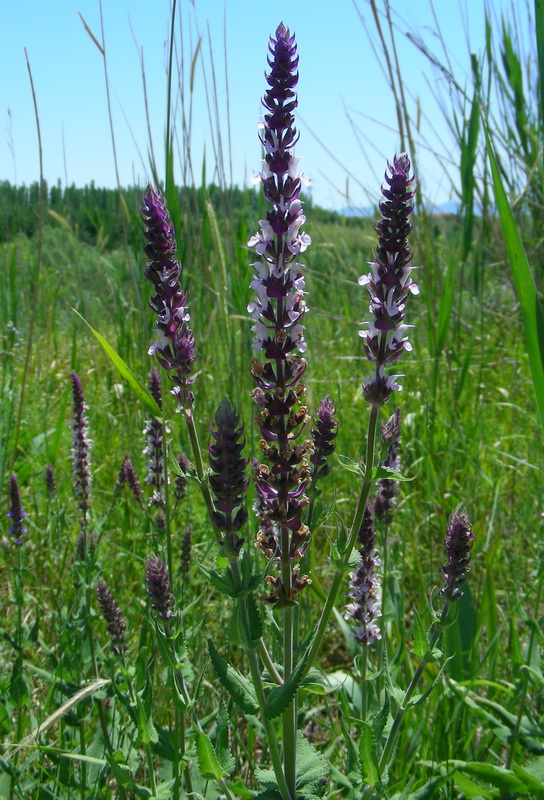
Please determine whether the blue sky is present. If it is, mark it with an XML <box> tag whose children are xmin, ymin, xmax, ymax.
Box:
<box><xmin>2</xmin><ymin>0</ymin><xmax>518</xmax><ymax>210</ymax></box>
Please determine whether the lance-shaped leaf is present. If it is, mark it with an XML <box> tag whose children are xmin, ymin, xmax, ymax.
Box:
<box><xmin>207</xmin><ymin>639</ymin><xmax>259</xmax><ymax>715</ymax></box>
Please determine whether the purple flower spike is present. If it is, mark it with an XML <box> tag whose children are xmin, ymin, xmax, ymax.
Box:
<box><xmin>310</xmin><ymin>396</ymin><xmax>338</xmax><ymax>482</ymax></box>
<box><xmin>346</xmin><ymin>504</ymin><xmax>382</xmax><ymax>646</ymax></box>
<box><xmin>141</xmin><ymin>187</ymin><xmax>197</xmax><ymax>409</ymax></box>
<box><xmin>117</xmin><ymin>455</ymin><xmax>144</xmax><ymax>503</ymax></box>
<box><xmin>70</xmin><ymin>372</ymin><xmax>92</xmax><ymax>520</ymax></box>
<box><xmin>145</xmin><ymin>554</ymin><xmax>176</xmax><ymax>622</ymax></box>
<box><xmin>208</xmin><ymin>398</ymin><xmax>249</xmax><ymax>547</ymax></box>
<box><xmin>440</xmin><ymin>507</ymin><xmax>473</xmax><ymax>602</ymax></box>
<box><xmin>143</xmin><ymin>369</ymin><xmax>166</xmax><ymax>510</ymax></box>
<box><xmin>249</xmin><ymin>24</ymin><xmax>313</xmax><ymax>605</ymax></box>
<box><xmin>374</xmin><ymin>407</ymin><xmax>401</xmax><ymax>525</ymax></box>
<box><xmin>359</xmin><ymin>155</ymin><xmax>418</xmax><ymax>407</ymax></box>
<box><xmin>96</xmin><ymin>581</ymin><xmax>128</xmax><ymax>656</ymax></box>
<box><xmin>45</xmin><ymin>464</ymin><xmax>57</xmax><ymax>497</ymax></box>
<box><xmin>7</xmin><ymin>474</ymin><xmax>27</xmax><ymax>546</ymax></box>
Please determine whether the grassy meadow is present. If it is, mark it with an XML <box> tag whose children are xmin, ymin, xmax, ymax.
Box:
<box><xmin>1</xmin><ymin>2</ymin><xmax>544</xmax><ymax>798</ymax></box>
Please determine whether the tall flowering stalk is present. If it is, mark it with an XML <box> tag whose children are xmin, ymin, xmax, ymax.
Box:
<box><xmin>143</xmin><ymin>368</ymin><xmax>167</xmax><ymax>531</ymax></box>
<box><xmin>71</xmin><ymin>371</ymin><xmax>92</xmax><ymax>553</ymax></box>
<box><xmin>141</xmin><ymin>185</ymin><xmax>216</xmax><ymax>548</ymax></box>
<box><xmin>366</xmin><ymin>509</ymin><xmax>474</xmax><ymax>790</ymax></box>
<box><xmin>359</xmin><ymin>155</ymin><xmax>418</xmax><ymax>407</ymax></box>
<box><xmin>141</xmin><ymin>186</ymin><xmax>197</xmax><ymax>411</ymax></box>
<box><xmin>247</xmin><ymin>23</ymin><xmax>314</xmax><ymax>798</ymax></box>
<box><xmin>373</xmin><ymin>408</ymin><xmax>402</xmax><ymax>524</ymax></box>
<box><xmin>346</xmin><ymin>504</ymin><xmax>382</xmax><ymax>647</ymax></box>
<box><xmin>249</xmin><ymin>22</ymin><xmax>312</xmax><ymax>607</ymax></box>
<box><xmin>96</xmin><ymin>582</ymin><xmax>128</xmax><ymax>657</ymax></box>
<box><xmin>299</xmin><ymin>157</ymin><xmax>418</xmax><ymax>699</ymax></box>
<box><xmin>208</xmin><ymin>398</ymin><xmax>248</xmax><ymax>557</ymax></box>
<box><xmin>7</xmin><ymin>474</ymin><xmax>27</xmax><ymax>546</ymax></box>
<box><xmin>440</xmin><ymin>506</ymin><xmax>473</xmax><ymax>603</ymax></box>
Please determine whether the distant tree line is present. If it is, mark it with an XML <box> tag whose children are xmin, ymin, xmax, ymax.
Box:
<box><xmin>0</xmin><ymin>180</ymin><xmax>352</xmax><ymax>250</ymax></box>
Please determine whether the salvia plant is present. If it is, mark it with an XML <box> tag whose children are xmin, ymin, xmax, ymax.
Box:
<box><xmin>1</xmin><ymin>18</ymin><xmax>485</xmax><ymax>800</ymax></box>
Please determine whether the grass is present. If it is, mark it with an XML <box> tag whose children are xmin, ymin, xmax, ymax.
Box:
<box><xmin>1</xmin><ymin>1</ymin><xmax>544</xmax><ymax>798</ymax></box>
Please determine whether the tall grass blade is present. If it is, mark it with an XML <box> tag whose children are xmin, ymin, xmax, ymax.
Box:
<box><xmin>71</xmin><ymin>308</ymin><xmax>161</xmax><ymax>417</ymax></box>
<box><xmin>484</xmin><ymin>126</ymin><xmax>544</xmax><ymax>432</ymax></box>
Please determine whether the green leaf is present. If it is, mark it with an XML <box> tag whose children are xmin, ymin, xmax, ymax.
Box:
<box><xmin>245</xmin><ymin>593</ymin><xmax>264</xmax><ymax>645</ymax></box>
<box><xmin>371</xmin><ymin>465</ymin><xmax>415</xmax><ymax>482</ymax></box>
<box><xmin>484</xmin><ymin>127</ymin><xmax>544</xmax><ymax>432</ymax></box>
<box><xmin>336</xmin><ymin>453</ymin><xmax>365</xmax><ymax>476</ymax></box>
<box><xmin>10</xmin><ymin>660</ymin><xmax>29</xmax><ymax>706</ymax></box>
<box><xmin>214</xmin><ymin>699</ymin><xmax>235</xmax><ymax>775</ymax></box>
<box><xmin>411</xmin><ymin>607</ymin><xmax>428</xmax><ymax>658</ymax></box>
<box><xmin>372</xmin><ymin>689</ymin><xmax>390</xmax><ymax>744</ymax></box>
<box><xmin>264</xmin><ymin>650</ymin><xmax>310</xmax><ymax>720</ymax></box>
<box><xmin>359</xmin><ymin>721</ymin><xmax>381</xmax><ymax>790</ymax></box>
<box><xmin>295</xmin><ymin>730</ymin><xmax>329</xmax><ymax>795</ymax></box>
<box><xmin>449</xmin><ymin>760</ymin><xmax>528</xmax><ymax>794</ymax></box>
<box><xmin>71</xmin><ymin>308</ymin><xmax>162</xmax><ymax>417</ymax></box>
<box><xmin>197</xmin><ymin>563</ymin><xmax>237</xmax><ymax>598</ymax></box>
<box><xmin>194</xmin><ymin>727</ymin><xmax>228</xmax><ymax>780</ymax></box>
<box><xmin>207</xmin><ymin>639</ymin><xmax>259</xmax><ymax>715</ymax></box>
<box><xmin>511</xmin><ymin>764</ymin><xmax>544</xmax><ymax>799</ymax></box>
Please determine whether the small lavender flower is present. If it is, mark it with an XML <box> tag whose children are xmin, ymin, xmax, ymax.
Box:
<box><xmin>208</xmin><ymin>398</ymin><xmax>249</xmax><ymax>543</ymax></box>
<box><xmin>70</xmin><ymin>372</ymin><xmax>92</xmax><ymax>520</ymax></box>
<box><xmin>141</xmin><ymin>187</ymin><xmax>197</xmax><ymax>409</ymax></box>
<box><xmin>45</xmin><ymin>464</ymin><xmax>57</xmax><ymax>497</ymax></box>
<box><xmin>96</xmin><ymin>581</ymin><xmax>127</xmax><ymax>656</ymax></box>
<box><xmin>174</xmin><ymin>453</ymin><xmax>193</xmax><ymax>506</ymax></box>
<box><xmin>143</xmin><ymin>369</ymin><xmax>165</xmax><ymax>510</ymax></box>
<box><xmin>440</xmin><ymin>507</ymin><xmax>473</xmax><ymax>603</ymax></box>
<box><xmin>7</xmin><ymin>474</ymin><xmax>26</xmax><ymax>546</ymax></box>
<box><xmin>310</xmin><ymin>396</ymin><xmax>338</xmax><ymax>482</ymax></box>
<box><xmin>373</xmin><ymin>407</ymin><xmax>401</xmax><ymax>525</ymax></box>
<box><xmin>359</xmin><ymin>155</ymin><xmax>418</xmax><ymax>407</ymax></box>
<box><xmin>145</xmin><ymin>554</ymin><xmax>175</xmax><ymax>622</ymax></box>
<box><xmin>117</xmin><ymin>455</ymin><xmax>144</xmax><ymax>503</ymax></box>
<box><xmin>248</xmin><ymin>23</ymin><xmax>313</xmax><ymax>603</ymax></box>
<box><xmin>346</xmin><ymin>504</ymin><xmax>382</xmax><ymax>646</ymax></box>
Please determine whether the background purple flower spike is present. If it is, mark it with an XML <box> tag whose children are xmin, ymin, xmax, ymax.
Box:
<box><xmin>359</xmin><ymin>154</ymin><xmax>418</xmax><ymax>407</ymax></box>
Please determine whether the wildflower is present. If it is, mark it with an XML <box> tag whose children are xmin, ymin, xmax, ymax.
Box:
<box><xmin>249</xmin><ymin>23</ymin><xmax>313</xmax><ymax>604</ymax></box>
<box><xmin>208</xmin><ymin>398</ymin><xmax>248</xmax><ymax>555</ymax></box>
<box><xmin>117</xmin><ymin>454</ymin><xmax>144</xmax><ymax>503</ymax></box>
<box><xmin>310</xmin><ymin>396</ymin><xmax>338</xmax><ymax>482</ymax></box>
<box><xmin>96</xmin><ymin>581</ymin><xmax>127</xmax><ymax>656</ymax></box>
<box><xmin>145</xmin><ymin>554</ymin><xmax>175</xmax><ymax>622</ymax></box>
<box><xmin>7</xmin><ymin>474</ymin><xmax>26</xmax><ymax>546</ymax></box>
<box><xmin>174</xmin><ymin>453</ymin><xmax>193</xmax><ymax>506</ymax></box>
<box><xmin>143</xmin><ymin>371</ymin><xmax>165</xmax><ymax>510</ymax></box>
<box><xmin>45</xmin><ymin>464</ymin><xmax>57</xmax><ymax>497</ymax></box>
<box><xmin>373</xmin><ymin>407</ymin><xmax>401</xmax><ymax>525</ymax></box>
<box><xmin>359</xmin><ymin>155</ymin><xmax>418</xmax><ymax>407</ymax></box>
<box><xmin>141</xmin><ymin>186</ymin><xmax>197</xmax><ymax>409</ymax></box>
<box><xmin>346</xmin><ymin>504</ymin><xmax>382</xmax><ymax>646</ymax></box>
<box><xmin>70</xmin><ymin>372</ymin><xmax>92</xmax><ymax>518</ymax></box>
<box><xmin>180</xmin><ymin>526</ymin><xmax>192</xmax><ymax>579</ymax></box>
<box><xmin>440</xmin><ymin>507</ymin><xmax>473</xmax><ymax>603</ymax></box>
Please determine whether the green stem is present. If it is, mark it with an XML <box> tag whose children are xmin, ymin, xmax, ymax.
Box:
<box><xmin>161</xmin><ymin>408</ymin><xmax>173</xmax><ymax>579</ymax></box>
<box><xmin>282</xmin><ymin>605</ymin><xmax>297</xmax><ymax>798</ymax></box>
<box><xmin>360</xmin><ymin>648</ymin><xmax>368</xmax><ymax>722</ymax></box>
<box><xmin>231</xmin><ymin>562</ymin><xmax>291</xmax><ymax>800</ymax></box>
<box><xmin>183</xmin><ymin>407</ymin><xmax>220</xmax><ymax>540</ymax></box>
<box><xmin>362</xmin><ymin>604</ymin><xmax>450</xmax><ymax>797</ymax></box>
